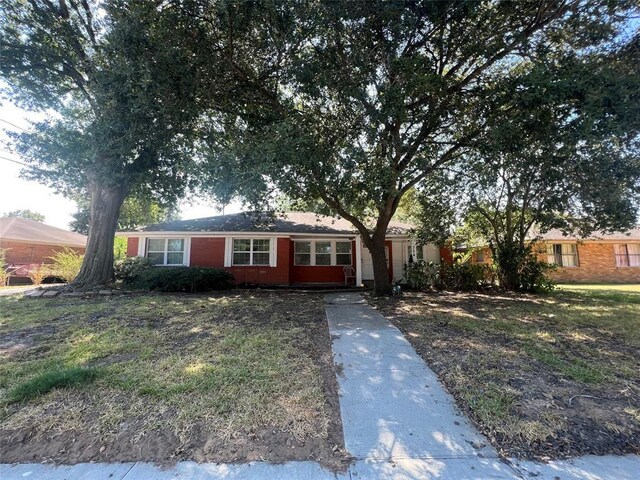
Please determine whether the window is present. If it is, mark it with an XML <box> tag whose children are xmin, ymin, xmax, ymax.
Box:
<box><xmin>233</xmin><ymin>238</ymin><xmax>270</xmax><ymax>266</ymax></box>
<box><xmin>315</xmin><ymin>241</ymin><xmax>332</xmax><ymax>265</ymax></box>
<box><xmin>293</xmin><ymin>240</ymin><xmax>352</xmax><ymax>266</ymax></box>
<box><xmin>614</xmin><ymin>244</ymin><xmax>640</xmax><ymax>267</ymax></box>
<box><xmin>336</xmin><ymin>241</ymin><xmax>352</xmax><ymax>265</ymax></box>
<box><xmin>546</xmin><ymin>243</ymin><xmax>578</xmax><ymax>267</ymax></box>
<box><xmin>406</xmin><ymin>241</ymin><xmax>424</xmax><ymax>263</ymax></box>
<box><xmin>146</xmin><ymin>238</ymin><xmax>185</xmax><ymax>266</ymax></box>
<box><xmin>294</xmin><ymin>241</ymin><xmax>311</xmax><ymax>265</ymax></box>
<box><xmin>476</xmin><ymin>250</ymin><xmax>485</xmax><ymax>263</ymax></box>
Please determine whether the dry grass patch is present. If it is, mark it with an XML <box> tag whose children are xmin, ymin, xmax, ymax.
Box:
<box><xmin>0</xmin><ymin>292</ymin><xmax>346</xmax><ymax>468</ymax></box>
<box><xmin>371</xmin><ymin>288</ymin><xmax>640</xmax><ymax>460</ymax></box>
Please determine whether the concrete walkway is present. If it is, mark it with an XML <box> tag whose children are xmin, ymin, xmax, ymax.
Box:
<box><xmin>325</xmin><ymin>292</ymin><xmax>640</xmax><ymax>480</ymax></box>
<box><xmin>2</xmin><ymin>292</ymin><xmax>639</xmax><ymax>479</ymax></box>
<box><xmin>0</xmin><ymin>285</ymin><xmax>37</xmax><ymax>296</ymax></box>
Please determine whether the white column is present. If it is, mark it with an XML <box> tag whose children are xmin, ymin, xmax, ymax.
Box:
<box><xmin>355</xmin><ymin>235</ymin><xmax>363</xmax><ymax>286</ymax></box>
<box><xmin>137</xmin><ymin>237</ymin><xmax>145</xmax><ymax>257</ymax></box>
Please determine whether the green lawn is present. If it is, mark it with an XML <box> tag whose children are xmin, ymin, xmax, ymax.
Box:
<box><xmin>372</xmin><ymin>286</ymin><xmax>640</xmax><ymax>459</ymax></box>
<box><xmin>0</xmin><ymin>292</ymin><xmax>345</xmax><ymax>466</ymax></box>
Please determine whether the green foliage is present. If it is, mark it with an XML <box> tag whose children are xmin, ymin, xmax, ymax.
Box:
<box><xmin>113</xmin><ymin>237</ymin><xmax>128</xmax><ymax>262</ymax></box>
<box><xmin>7</xmin><ymin>367</ymin><xmax>99</xmax><ymax>404</ymax></box>
<box><xmin>114</xmin><ymin>256</ymin><xmax>153</xmax><ymax>284</ymax></box>
<box><xmin>401</xmin><ymin>260</ymin><xmax>439</xmax><ymax>291</ymax></box>
<box><xmin>3</xmin><ymin>209</ymin><xmax>45</xmax><ymax>222</ymax></box>
<box><xmin>439</xmin><ymin>263</ymin><xmax>494</xmax><ymax>291</ymax></box>
<box><xmin>27</xmin><ymin>263</ymin><xmax>53</xmax><ymax>286</ymax></box>
<box><xmin>0</xmin><ymin>248</ymin><xmax>11</xmax><ymax>287</ymax></box>
<box><xmin>1</xmin><ymin>1</ymin><xmax>212</xmax><ymax>286</ymax></box>
<box><xmin>131</xmin><ymin>267</ymin><xmax>233</xmax><ymax>293</ymax></box>
<box><xmin>199</xmin><ymin>0</ymin><xmax>638</xmax><ymax>295</ymax></box>
<box><xmin>48</xmin><ymin>248</ymin><xmax>83</xmax><ymax>283</ymax></box>
<box><xmin>517</xmin><ymin>255</ymin><xmax>557</xmax><ymax>294</ymax></box>
<box><xmin>493</xmin><ymin>243</ymin><xmax>556</xmax><ymax>293</ymax></box>
<box><xmin>70</xmin><ymin>196</ymin><xmax>179</xmax><ymax>235</ymax></box>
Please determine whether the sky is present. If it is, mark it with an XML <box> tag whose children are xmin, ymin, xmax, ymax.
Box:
<box><xmin>0</xmin><ymin>101</ymin><xmax>242</xmax><ymax>230</ymax></box>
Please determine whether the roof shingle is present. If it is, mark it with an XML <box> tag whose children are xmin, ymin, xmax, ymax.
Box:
<box><xmin>122</xmin><ymin>211</ymin><xmax>413</xmax><ymax>235</ymax></box>
<box><xmin>0</xmin><ymin>217</ymin><xmax>87</xmax><ymax>247</ymax></box>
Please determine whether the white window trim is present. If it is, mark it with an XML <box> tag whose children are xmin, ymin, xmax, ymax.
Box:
<box><xmin>226</xmin><ymin>237</ymin><xmax>277</xmax><ymax>267</ymax></box>
<box><xmin>406</xmin><ymin>240</ymin><xmax>424</xmax><ymax>263</ymax></box>
<box><xmin>293</xmin><ymin>239</ymin><xmax>352</xmax><ymax>266</ymax></box>
<box><xmin>142</xmin><ymin>237</ymin><xmax>190</xmax><ymax>266</ymax></box>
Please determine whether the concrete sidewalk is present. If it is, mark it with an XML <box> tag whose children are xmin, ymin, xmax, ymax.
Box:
<box><xmin>325</xmin><ymin>292</ymin><xmax>640</xmax><ymax>480</ymax></box>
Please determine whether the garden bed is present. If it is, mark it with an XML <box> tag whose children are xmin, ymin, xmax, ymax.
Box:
<box><xmin>0</xmin><ymin>292</ymin><xmax>347</xmax><ymax>469</ymax></box>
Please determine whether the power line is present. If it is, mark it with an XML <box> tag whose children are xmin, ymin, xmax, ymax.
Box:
<box><xmin>0</xmin><ymin>118</ymin><xmax>28</xmax><ymax>132</ymax></box>
<box><xmin>0</xmin><ymin>155</ymin><xmax>30</xmax><ymax>167</ymax></box>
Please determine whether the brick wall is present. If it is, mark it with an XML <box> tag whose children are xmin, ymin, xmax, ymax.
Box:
<box><xmin>0</xmin><ymin>240</ymin><xmax>85</xmax><ymax>265</ymax></box>
<box><xmin>543</xmin><ymin>242</ymin><xmax>640</xmax><ymax>283</ymax></box>
<box><xmin>190</xmin><ymin>237</ymin><xmax>225</xmax><ymax>267</ymax></box>
<box><xmin>126</xmin><ymin>237</ymin><xmax>139</xmax><ymax>257</ymax></box>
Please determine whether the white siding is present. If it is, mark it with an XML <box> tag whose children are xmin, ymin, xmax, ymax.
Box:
<box><xmin>391</xmin><ymin>240</ymin><xmax>404</xmax><ymax>281</ymax></box>
<box><xmin>425</xmin><ymin>244</ymin><xmax>440</xmax><ymax>263</ymax></box>
<box><xmin>361</xmin><ymin>245</ymin><xmax>374</xmax><ymax>281</ymax></box>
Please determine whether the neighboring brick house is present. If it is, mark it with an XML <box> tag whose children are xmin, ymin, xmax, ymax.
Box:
<box><xmin>0</xmin><ymin>216</ymin><xmax>87</xmax><ymax>285</ymax></box>
<box><xmin>118</xmin><ymin>212</ymin><xmax>441</xmax><ymax>286</ymax></box>
<box><xmin>537</xmin><ymin>229</ymin><xmax>640</xmax><ymax>283</ymax></box>
<box><xmin>465</xmin><ymin>228</ymin><xmax>640</xmax><ymax>283</ymax></box>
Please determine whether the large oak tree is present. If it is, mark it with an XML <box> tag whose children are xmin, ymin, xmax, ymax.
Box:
<box><xmin>1</xmin><ymin>0</ymin><xmax>212</xmax><ymax>288</ymax></box>
<box><xmin>201</xmin><ymin>0</ymin><xmax>638</xmax><ymax>295</ymax></box>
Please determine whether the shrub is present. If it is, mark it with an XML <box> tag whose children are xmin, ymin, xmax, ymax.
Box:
<box><xmin>439</xmin><ymin>262</ymin><xmax>494</xmax><ymax>291</ymax></box>
<box><xmin>132</xmin><ymin>266</ymin><xmax>233</xmax><ymax>292</ymax></box>
<box><xmin>0</xmin><ymin>248</ymin><xmax>11</xmax><ymax>287</ymax></box>
<box><xmin>113</xmin><ymin>236</ymin><xmax>128</xmax><ymax>262</ymax></box>
<box><xmin>114</xmin><ymin>256</ymin><xmax>153</xmax><ymax>284</ymax></box>
<box><xmin>27</xmin><ymin>263</ymin><xmax>53</xmax><ymax>285</ymax></box>
<box><xmin>517</xmin><ymin>255</ymin><xmax>556</xmax><ymax>293</ymax></box>
<box><xmin>48</xmin><ymin>247</ymin><xmax>83</xmax><ymax>283</ymax></box>
<box><xmin>401</xmin><ymin>260</ymin><xmax>440</xmax><ymax>291</ymax></box>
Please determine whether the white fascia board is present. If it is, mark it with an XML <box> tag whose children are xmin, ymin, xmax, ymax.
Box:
<box><xmin>119</xmin><ymin>231</ymin><xmax>354</xmax><ymax>238</ymax></box>
<box><xmin>117</xmin><ymin>231</ymin><xmax>418</xmax><ymax>241</ymax></box>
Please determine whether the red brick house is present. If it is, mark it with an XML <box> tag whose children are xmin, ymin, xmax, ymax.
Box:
<box><xmin>118</xmin><ymin>212</ymin><xmax>441</xmax><ymax>286</ymax></box>
<box><xmin>0</xmin><ymin>216</ymin><xmax>87</xmax><ymax>285</ymax></box>
<box><xmin>537</xmin><ymin>229</ymin><xmax>640</xmax><ymax>283</ymax></box>
<box><xmin>465</xmin><ymin>228</ymin><xmax>640</xmax><ymax>283</ymax></box>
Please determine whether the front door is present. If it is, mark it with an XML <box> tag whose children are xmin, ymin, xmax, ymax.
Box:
<box><xmin>385</xmin><ymin>240</ymin><xmax>393</xmax><ymax>281</ymax></box>
<box><xmin>361</xmin><ymin>242</ymin><xmax>393</xmax><ymax>282</ymax></box>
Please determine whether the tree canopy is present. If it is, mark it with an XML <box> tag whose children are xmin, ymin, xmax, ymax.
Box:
<box><xmin>1</xmin><ymin>0</ymin><xmax>213</xmax><ymax>287</ymax></box>
<box><xmin>201</xmin><ymin>0</ymin><xmax>640</xmax><ymax>294</ymax></box>
<box><xmin>2</xmin><ymin>209</ymin><xmax>45</xmax><ymax>222</ymax></box>
<box><xmin>70</xmin><ymin>196</ymin><xmax>179</xmax><ymax>235</ymax></box>
<box><xmin>410</xmin><ymin>34</ymin><xmax>640</xmax><ymax>290</ymax></box>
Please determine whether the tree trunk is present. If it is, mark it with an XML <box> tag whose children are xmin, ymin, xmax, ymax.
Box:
<box><xmin>369</xmin><ymin>235</ymin><xmax>392</xmax><ymax>296</ymax></box>
<box><xmin>72</xmin><ymin>182</ymin><xmax>128</xmax><ymax>289</ymax></box>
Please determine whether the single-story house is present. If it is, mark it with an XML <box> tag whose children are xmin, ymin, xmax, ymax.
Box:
<box><xmin>537</xmin><ymin>228</ymin><xmax>640</xmax><ymax>283</ymax></box>
<box><xmin>0</xmin><ymin>216</ymin><xmax>87</xmax><ymax>285</ymax></box>
<box><xmin>466</xmin><ymin>228</ymin><xmax>640</xmax><ymax>283</ymax></box>
<box><xmin>118</xmin><ymin>212</ymin><xmax>441</xmax><ymax>286</ymax></box>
